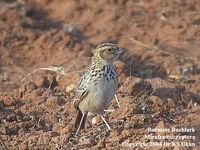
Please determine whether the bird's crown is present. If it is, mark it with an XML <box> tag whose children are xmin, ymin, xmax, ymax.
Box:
<box><xmin>93</xmin><ymin>43</ymin><xmax>123</xmax><ymax>62</ymax></box>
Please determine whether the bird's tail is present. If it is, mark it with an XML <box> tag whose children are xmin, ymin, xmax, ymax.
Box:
<box><xmin>75</xmin><ymin>110</ymin><xmax>88</xmax><ymax>130</ymax></box>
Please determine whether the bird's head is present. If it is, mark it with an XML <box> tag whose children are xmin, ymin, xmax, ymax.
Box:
<box><xmin>93</xmin><ymin>43</ymin><xmax>124</xmax><ymax>62</ymax></box>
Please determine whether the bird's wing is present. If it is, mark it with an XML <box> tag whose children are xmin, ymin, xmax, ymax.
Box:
<box><xmin>74</xmin><ymin>71</ymin><xmax>91</xmax><ymax>110</ymax></box>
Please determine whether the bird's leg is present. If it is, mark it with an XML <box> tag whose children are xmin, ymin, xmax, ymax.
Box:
<box><xmin>75</xmin><ymin>112</ymin><xmax>85</xmax><ymax>135</ymax></box>
<box><xmin>100</xmin><ymin>115</ymin><xmax>111</xmax><ymax>130</ymax></box>
<box><xmin>104</xmin><ymin>94</ymin><xmax>120</xmax><ymax>113</ymax></box>
<box><xmin>115</xmin><ymin>94</ymin><xmax>120</xmax><ymax>108</ymax></box>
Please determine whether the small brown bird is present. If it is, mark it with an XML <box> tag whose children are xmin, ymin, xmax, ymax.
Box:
<box><xmin>74</xmin><ymin>43</ymin><xmax>124</xmax><ymax>134</ymax></box>
<box><xmin>0</xmin><ymin>137</ymin><xmax>8</xmax><ymax>150</ymax></box>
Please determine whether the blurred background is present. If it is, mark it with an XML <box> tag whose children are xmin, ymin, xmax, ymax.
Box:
<box><xmin>1</xmin><ymin>0</ymin><xmax>200</xmax><ymax>85</ymax></box>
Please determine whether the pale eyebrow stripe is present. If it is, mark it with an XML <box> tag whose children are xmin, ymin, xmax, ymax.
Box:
<box><xmin>96</xmin><ymin>43</ymin><xmax>116</xmax><ymax>49</ymax></box>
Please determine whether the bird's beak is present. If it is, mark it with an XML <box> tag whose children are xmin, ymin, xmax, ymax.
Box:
<box><xmin>116</xmin><ymin>48</ymin><xmax>125</xmax><ymax>55</ymax></box>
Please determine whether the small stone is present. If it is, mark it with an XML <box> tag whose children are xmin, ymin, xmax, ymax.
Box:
<box><xmin>65</xmin><ymin>84</ymin><xmax>76</xmax><ymax>93</ymax></box>
<box><xmin>91</xmin><ymin>116</ymin><xmax>97</xmax><ymax>125</ymax></box>
<box><xmin>91</xmin><ymin>116</ymin><xmax>101</xmax><ymax>125</ymax></box>
<box><xmin>44</xmin><ymin>123</ymin><xmax>52</xmax><ymax>131</ymax></box>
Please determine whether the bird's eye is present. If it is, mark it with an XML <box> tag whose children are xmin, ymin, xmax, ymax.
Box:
<box><xmin>107</xmin><ymin>48</ymin><xmax>112</xmax><ymax>52</ymax></box>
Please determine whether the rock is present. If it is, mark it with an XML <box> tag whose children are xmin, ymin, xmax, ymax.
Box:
<box><xmin>65</xmin><ymin>84</ymin><xmax>76</xmax><ymax>93</ymax></box>
<box><xmin>44</xmin><ymin>123</ymin><xmax>52</xmax><ymax>131</ymax></box>
<box><xmin>91</xmin><ymin>116</ymin><xmax>99</xmax><ymax>125</ymax></box>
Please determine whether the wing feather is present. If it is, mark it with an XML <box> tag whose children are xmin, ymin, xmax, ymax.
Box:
<box><xmin>74</xmin><ymin>71</ymin><xmax>90</xmax><ymax>109</ymax></box>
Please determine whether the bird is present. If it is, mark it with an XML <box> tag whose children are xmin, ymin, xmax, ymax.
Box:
<box><xmin>0</xmin><ymin>137</ymin><xmax>8</xmax><ymax>150</ymax></box>
<box><xmin>74</xmin><ymin>43</ymin><xmax>124</xmax><ymax>134</ymax></box>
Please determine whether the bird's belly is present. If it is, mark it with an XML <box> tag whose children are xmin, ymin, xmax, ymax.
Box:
<box><xmin>87</xmin><ymin>78</ymin><xmax>117</xmax><ymax>114</ymax></box>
